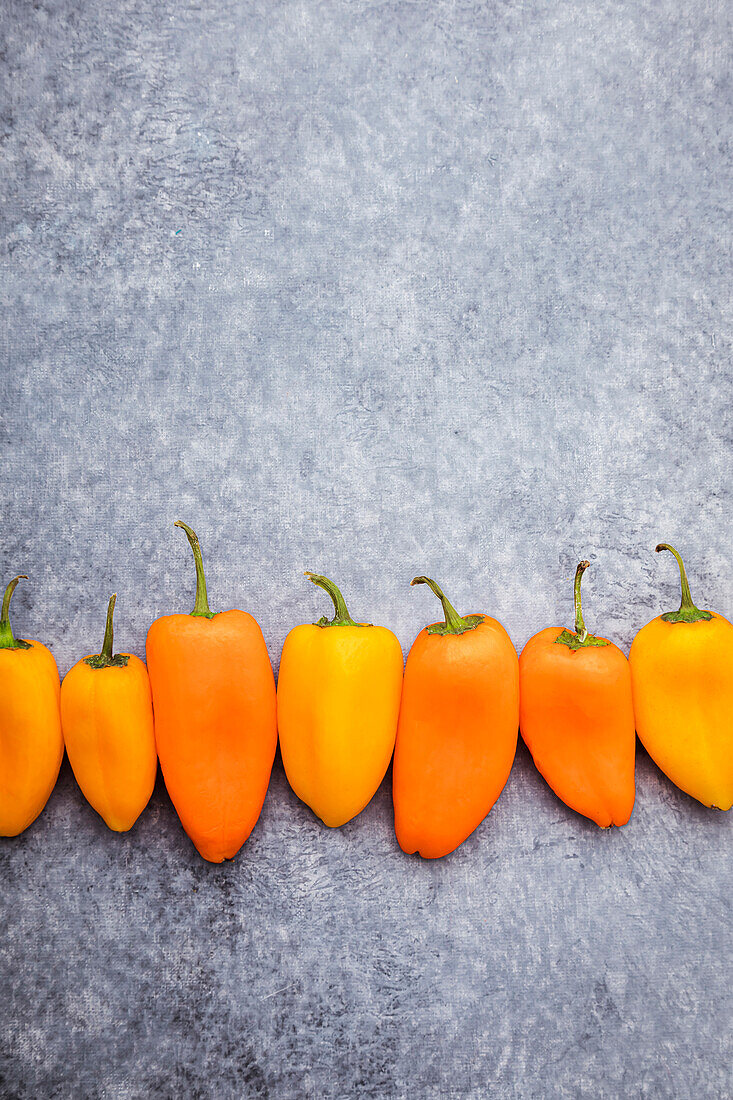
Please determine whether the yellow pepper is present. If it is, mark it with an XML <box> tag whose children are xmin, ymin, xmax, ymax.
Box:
<box><xmin>277</xmin><ymin>573</ymin><xmax>403</xmax><ymax>827</ymax></box>
<box><xmin>60</xmin><ymin>594</ymin><xmax>157</xmax><ymax>832</ymax></box>
<box><xmin>629</xmin><ymin>544</ymin><xmax>733</xmax><ymax>810</ymax></box>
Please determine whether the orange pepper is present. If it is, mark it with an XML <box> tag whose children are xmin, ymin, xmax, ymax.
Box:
<box><xmin>519</xmin><ymin>562</ymin><xmax>636</xmax><ymax>827</ymax></box>
<box><xmin>0</xmin><ymin>575</ymin><xmax>64</xmax><ymax>836</ymax></box>
<box><xmin>393</xmin><ymin>577</ymin><xmax>519</xmax><ymax>858</ymax></box>
<box><xmin>146</xmin><ymin>523</ymin><xmax>277</xmax><ymax>862</ymax></box>
<box><xmin>629</xmin><ymin>544</ymin><xmax>733</xmax><ymax>810</ymax></box>
<box><xmin>60</xmin><ymin>594</ymin><xmax>157</xmax><ymax>831</ymax></box>
<box><xmin>277</xmin><ymin>573</ymin><xmax>403</xmax><ymax>827</ymax></box>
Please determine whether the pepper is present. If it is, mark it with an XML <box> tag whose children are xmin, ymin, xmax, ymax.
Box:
<box><xmin>277</xmin><ymin>573</ymin><xmax>403</xmax><ymax>827</ymax></box>
<box><xmin>0</xmin><ymin>575</ymin><xmax>64</xmax><ymax>836</ymax></box>
<box><xmin>60</xmin><ymin>594</ymin><xmax>157</xmax><ymax>831</ymax></box>
<box><xmin>519</xmin><ymin>561</ymin><xmax>635</xmax><ymax>827</ymax></box>
<box><xmin>392</xmin><ymin>577</ymin><xmax>519</xmax><ymax>858</ymax></box>
<box><xmin>629</xmin><ymin>544</ymin><xmax>733</xmax><ymax>810</ymax></box>
<box><xmin>146</xmin><ymin>523</ymin><xmax>277</xmax><ymax>862</ymax></box>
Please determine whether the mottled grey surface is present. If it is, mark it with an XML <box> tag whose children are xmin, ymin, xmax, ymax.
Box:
<box><xmin>1</xmin><ymin>0</ymin><xmax>731</xmax><ymax>1096</ymax></box>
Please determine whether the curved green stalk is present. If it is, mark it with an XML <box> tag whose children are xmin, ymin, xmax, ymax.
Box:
<box><xmin>175</xmin><ymin>521</ymin><xmax>216</xmax><ymax>618</ymax></box>
<box><xmin>656</xmin><ymin>543</ymin><xmax>712</xmax><ymax>624</ymax></box>
<box><xmin>411</xmin><ymin>576</ymin><xmax>483</xmax><ymax>636</ymax></box>
<box><xmin>0</xmin><ymin>575</ymin><xmax>31</xmax><ymax>650</ymax></box>
<box><xmin>555</xmin><ymin>561</ymin><xmax>608</xmax><ymax>651</ymax></box>
<box><xmin>84</xmin><ymin>594</ymin><xmax>130</xmax><ymax>669</ymax></box>
<box><xmin>305</xmin><ymin>573</ymin><xmax>361</xmax><ymax>627</ymax></box>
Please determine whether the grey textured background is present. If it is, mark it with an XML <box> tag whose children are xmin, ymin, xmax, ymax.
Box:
<box><xmin>1</xmin><ymin>0</ymin><xmax>732</xmax><ymax>1096</ymax></box>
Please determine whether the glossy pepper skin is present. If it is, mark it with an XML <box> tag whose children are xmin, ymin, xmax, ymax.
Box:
<box><xmin>146</xmin><ymin>523</ymin><xmax>277</xmax><ymax>862</ymax></box>
<box><xmin>629</xmin><ymin>544</ymin><xmax>733</xmax><ymax>810</ymax></box>
<box><xmin>277</xmin><ymin>573</ymin><xmax>403</xmax><ymax>828</ymax></box>
<box><xmin>0</xmin><ymin>576</ymin><xmax>64</xmax><ymax>836</ymax></box>
<box><xmin>60</xmin><ymin>594</ymin><xmax>157</xmax><ymax>831</ymax></box>
<box><xmin>519</xmin><ymin>562</ymin><xmax>635</xmax><ymax>828</ymax></box>
<box><xmin>393</xmin><ymin>577</ymin><xmax>519</xmax><ymax>859</ymax></box>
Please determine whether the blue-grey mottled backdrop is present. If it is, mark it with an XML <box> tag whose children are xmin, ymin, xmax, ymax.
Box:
<box><xmin>1</xmin><ymin>0</ymin><xmax>732</xmax><ymax>1096</ymax></box>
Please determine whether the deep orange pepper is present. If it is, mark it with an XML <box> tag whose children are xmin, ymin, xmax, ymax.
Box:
<box><xmin>393</xmin><ymin>577</ymin><xmax>519</xmax><ymax>858</ymax></box>
<box><xmin>0</xmin><ymin>576</ymin><xmax>64</xmax><ymax>836</ymax></box>
<box><xmin>61</xmin><ymin>594</ymin><xmax>157</xmax><ymax>831</ymax></box>
<box><xmin>146</xmin><ymin>523</ymin><xmax>277</xmax><ymax>862</ymax></box>
<box><xmin>519</xmin><ymin>562</ymin><xmax>636</xmax><ymax>827</ymax></box>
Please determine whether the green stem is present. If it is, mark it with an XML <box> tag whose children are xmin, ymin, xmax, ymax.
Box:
<box><xmin>101</xmin><ymin>593</ymin><xmax>116</xmax><ymax>660</ymax></box>
<box><xmin>411</xmin><ymin>576</ymin><xmax>483</xmax><ymax>636</ymax></box>
<box><xmin>305</xmin><ymin>573</ymin><xmax>358</xmax><ymax>627</ymax></box>
<box><xmin>573</xmin><ymin>560</ymin><xmax>591</xmax><ymax>642</ymax></box>
<box><xmin>555</xmin><ymin>561</ymin><xmax>608</xmax><ymax>651</ymax></box>
<box><xmin>175</xmin><ymin>521</ymin><xmax>215</xmax><ymax>619</ymax></box>
<box><xmin>656</xmin><ymin>543</ymin><xmax>712</xmax><ymax>624</ymax></box>
<box><xmin>0</xmin><ymin>575</ymin><xmax>31</xmax><ymax>650</ymax></box>
<box><xmin>85</xmin><ymin>594</ymin><xmax>129</xmax><ymax>669</ymax></box>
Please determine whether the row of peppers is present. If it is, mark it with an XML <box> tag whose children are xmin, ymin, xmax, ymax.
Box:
<box><xmin>1</xmin><ymin>524</ymin><xmax>731</xmax><ymax>861</ymax></box>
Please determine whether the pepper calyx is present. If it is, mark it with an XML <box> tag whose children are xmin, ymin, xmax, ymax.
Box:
<box><xmin>554</xmin><ymin>628</ymin><xmax>608</xmax><ymax>651</ymax></box>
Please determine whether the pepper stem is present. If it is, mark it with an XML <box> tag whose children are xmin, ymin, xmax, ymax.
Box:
<box><xmin>175</xmin><ymin>521</ymin><xmax>215</xmax><ymax>619</ymax></box>
<box><xmin>411</xmin><ymin>576</ymin><xmax>483</xmax><ymax>636</ymax></box>
<box><xmin>656</xmin><ymin>543</ymin><xmax>712</xmax><ymax>624</ymax></box>
<box><xmin>554</xmin><ymin>561</ymin><xmax>608</xmax><ymax>651</ymax></box>
<box><xmin>305</xmin><ymin>573</ymin><xmax>358</xmax><ymax>627</ymax></box>
<box><xmin>573</xmin><ymin>560</ymin><xmax>591</xmax><ymax>642</ymax></box>
<box><xmin>101</xmin><ymin>594</ymin><xmax>116</xmax><ymax>660</ymax></box>
<box><xmin>0</xmin><ymin>575</ymin><xmax>31</xmax><ymax>650</ymax></box>
<box><xmin>84</xmin><ymin>593</ymin><xmax>129</xmax><ymax>669</ymax></box>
